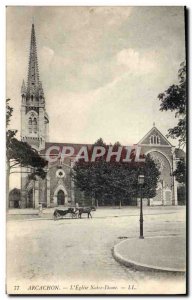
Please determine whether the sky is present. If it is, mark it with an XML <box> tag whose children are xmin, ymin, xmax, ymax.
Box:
<box><xmin>6</xmin><ymin>6</ymin><xmax>185</xmax><ymax>145</ymax></box>
<box><xmin>6</xmin><ymin>6</ymin><xmax>185</xmax><ymax>187</ymax></box>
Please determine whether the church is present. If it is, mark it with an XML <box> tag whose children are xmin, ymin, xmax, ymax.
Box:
<box><xmin>18</xmin><ymin>24</ymin><xmax>183</xmax><ymax>209</ymax></box>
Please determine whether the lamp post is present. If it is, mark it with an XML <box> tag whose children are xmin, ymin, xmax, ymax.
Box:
<box><xmin>138</xmin><ymin>174</ymin><xmax>145</xmax><ymax>239</ymax></box>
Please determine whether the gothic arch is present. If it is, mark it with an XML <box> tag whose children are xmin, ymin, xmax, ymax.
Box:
<box><xmin>26</xmin><ymin>110</ymin><xmax>38</xmax><ymax>134</ymax></box>
<box><xmin>145</xmin><ymin>149</ymin><xmax>173</xmax><ymax>170</ymax></box>
<box><xmin>26</xmin><ymin>110</ymin><xmax>38</xmax><ymax>118</ymax></box>
<box><xmin>53</xmin><ymin>184</ymin><xmax>68</xmax><ymax>205</ymax></box>
<box><xmin>146</xmin><ymin>150</ymin><xmax>174</xmax><ymax>205</ymax></box>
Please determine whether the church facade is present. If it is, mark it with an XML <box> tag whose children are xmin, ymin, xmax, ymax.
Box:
<box><xmin>18</xmin><ymin>24</ymin><xmax>183</xmax><ymax>209</ymax></box>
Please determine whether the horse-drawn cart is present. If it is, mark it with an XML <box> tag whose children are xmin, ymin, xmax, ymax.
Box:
<box><xmin>53</xmin><ymin>207</ymin><xmax>78</xmax><ymax>220</ymax></box>
<box><xmin>53</xmin><ymin>206</ymin><xmax>95</xmax><ymax>220</ymax></box>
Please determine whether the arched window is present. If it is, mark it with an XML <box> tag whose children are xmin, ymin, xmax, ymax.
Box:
<box><xmin>150</xmin><ymin>135</ymin><xmax>154</xmax><ymax>144</ymax></box>
<box><xmin>32</xmin><ymin>118</ymin><xmax>37</xmax><ymax>133</ymax></box>
<box><xmin>28</xmin><ymin>117</ymin><xmax>32</xmax><ymax>133</ymax></box>
<box><xmin>28</xmin><ymin>114</ymin><xmax>38</xmax><ymax>134</ymax></box>
<box><xmin>150</xmin><ymin>135</ymin><xmax>160</xmax><ymax>144</ymax></box>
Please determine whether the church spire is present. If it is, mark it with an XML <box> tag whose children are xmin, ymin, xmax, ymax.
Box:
<box><xmin>28</xmin><ymin>23</ymin><xmax>39</xmax><ymax>88</ymax></box>
<box><xmin>21</xmin><ymin>80</ymin><xmax>26</xmax><ymax>95</ymax></box>
<box><xmin>26</xmin><ymin>23</ymin><xmax>44</xmax><ymax>99</ymax></box>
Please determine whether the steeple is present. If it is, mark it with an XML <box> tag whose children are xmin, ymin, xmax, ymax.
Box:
<box><xmin>21</xmin><ymin>80</ymin><xmax>26</xmax><ymax>95</ymax></box>
<box><xmin>20</xmin><ymin>22</ymin><xmax>49</xmax><ymax>151</ymax></box>
<box><xmin>26</xmin><ymin>23</ymin><xmax>44</xmax><ymax>100</ymax></box>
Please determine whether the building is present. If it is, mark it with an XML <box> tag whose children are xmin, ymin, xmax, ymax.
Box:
<box><xmin>19</xmin><ymin>24</ymin><xmax>183</xmax><ymax>209</ymax></box>
<box><xmin>137</xmin><ymin>125</ymin><xmax>180</xmax><ymax>206</ymax></box>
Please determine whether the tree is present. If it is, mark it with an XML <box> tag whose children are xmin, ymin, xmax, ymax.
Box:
<box><xmin>7</xmin><ymin>132</ymin><xmax>47</xmax><ymax>178</ymax></box>
<box><xmin>141</xmin><ymin>155</ymin><xmax>161</xmax><ymax>198</ymax></box>
<box><xmin>72</xmin><ymin>138</ymin><xmax>108</xmax><ymax>206</ymax></box>
<box><xmin>72</xmin><ymin>139</ymin><xmax>160</xmax><ymax>206</ymax></box>
<box><xmin>172</xmin><ymin>159</ymin><xmax>186</xmax><ymax>184</ymax></box>
<box><xmin>6</xmin><ymin>99</ymin><xmax>48</xmax><ymax>210</ymax></box>
<box><xmin>158</xmin><ymin>61</ymin><xmax>186</xmax><ymax>148</ymax></box>
<box><xmin>6</xmin><ymin>98</ymin><xmax>13</xmax><ymax>126</ymax></box>
<box><xmin>158</xmin><ymin>62</ymin><xmax>186</xmax><ymax>187</ymax></box>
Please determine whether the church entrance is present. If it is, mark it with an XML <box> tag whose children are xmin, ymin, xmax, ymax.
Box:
<box><xmin>57</xmin><ymin>190</ymin><xmax>65</xmax><ymax>205</ymax></box>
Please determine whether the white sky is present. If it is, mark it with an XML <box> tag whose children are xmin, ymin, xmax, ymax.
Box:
<box><xmin>7</xmin><ymin>6</ymin><xmax>185</xmax><ymax>145</ymax></box>
<box><xmin>6</xmin><ymin>6</ymin><xmax>185</xmax><ymax>188</ymax></box>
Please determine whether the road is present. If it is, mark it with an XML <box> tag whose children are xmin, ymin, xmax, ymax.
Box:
<box><xmin>7</xmin><ymin>206</ymin><xmax>186</xmax><ymax>294</ymax></box>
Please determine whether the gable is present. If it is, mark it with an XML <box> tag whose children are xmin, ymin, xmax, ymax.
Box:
<box><xmin>138</xmin><ymin>127</ymin><xmax>172</xmax><ymax>146</ymax></box>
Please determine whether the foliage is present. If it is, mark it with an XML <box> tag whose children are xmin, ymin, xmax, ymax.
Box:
<box><xmin>141</xmin><ymin>155</ymin><xmax>161</xmax><ymax>198</ymax></box>
<box><xmin>72</xmin><ymin>139</ymin><xmax>160</xmax><ymax>205</ymax></box>
<box><xmin>6</xmin><ymin>98</ymin><xmax>13</xmax><ymax>126</ymax></box>
<box><xmin>158</xmin><ymin>61</ymin><xmax>186</xmax><ymax>148</ymax></box>
<box><xmin>6</xmin><ymin>99</ymin><xmax>47</xmax><ymax>179</ymax></box>
<box><xmin>172</xmin><ymin>159</ymin><xmax>186</xmax><ymax>184</ymax></box>
<box><xmin>177</xmin><ymin>185</ymin><xmax>186</xmax><ymax>205</ymax></box>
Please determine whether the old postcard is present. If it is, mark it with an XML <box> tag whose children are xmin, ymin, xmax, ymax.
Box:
<box><xmin>6</xmin><ymin>6</ymin><xmax>187</xmax><ymax>295</ymax></box>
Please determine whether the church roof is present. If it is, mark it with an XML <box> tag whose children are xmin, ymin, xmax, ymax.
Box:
<box><xmin>137</xmin><ymin>124</ymin><xmax>173</xmax><ymax>146</ymax></box>
<box><xmin>40</xmin><ymin>125</ymin><xmax>180</xmax><ymax>159</ymax></box>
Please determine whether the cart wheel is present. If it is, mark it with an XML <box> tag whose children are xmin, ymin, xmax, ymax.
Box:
<box><xmin>54</xmin><ymin>212</ymin><xmax>60</xmax><ymax>220</ymax></box>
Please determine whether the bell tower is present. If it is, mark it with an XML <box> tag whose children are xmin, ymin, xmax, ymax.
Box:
<box><xmin>21</xmin><ymin>23</ymin><xmax>49</xmax><ymax>151</ymax></box>
<box><xmin>20</xmin><ymin>23</ymin><xmax>49</xmax><ymax>208</ymax></box>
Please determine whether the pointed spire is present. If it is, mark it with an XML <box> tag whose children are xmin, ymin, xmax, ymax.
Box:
<box><xmin>39</xmin><ymin>81</ymin><xmax>44</xmax><ymax>98</ymax></box>
<box><xmin>153</xmin><ymin>122</ymin><xmax>156</xmax><ymax>127</ymax></box>
<box><xmin>27</xmin><ymin>23</ymin><xmax>40</xmax><ymax>96</ymax></box>
<box><xmin>21</xmin><ymin>80</ymin><xmax>26</xmax><ymax>95</ymax></box>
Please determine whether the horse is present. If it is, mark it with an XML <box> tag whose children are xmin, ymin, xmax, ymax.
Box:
<box><xmin>70</xmin><ymin>207</ymin><xmax>79</xmax><ymax>218</ymax></box>
<box><xmin>53</xmin><ymin>207</ymin><xmax>75</xmax><ymax>220</ymax></box>
<box><xmin>78</xmin><ymin>207</ymin><xmax>93</xmax><ymax>219</ymax></box>
<box><xmin>90</xmin><ymin>206</ymin><xmax>96</xmax><ymax>211</ymax></box>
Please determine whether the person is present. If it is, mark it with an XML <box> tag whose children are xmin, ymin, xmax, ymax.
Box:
<box><xmin>73</xmin><ymin>202</ymin><xmax>79</xmax><ymax>217</ymax></box>
<box><xmin>39</xmin><ymin>204</ymin><xmax>43</xmax><ymax>215</ymax></box>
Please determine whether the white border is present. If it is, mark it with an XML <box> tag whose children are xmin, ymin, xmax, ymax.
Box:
<box><xmin>1</xmin><ymin>2</ymin><xmax>191</xmax><ymax>299</ymax></box>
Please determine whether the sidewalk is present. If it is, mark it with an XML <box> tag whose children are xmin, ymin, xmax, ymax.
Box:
<box><xmin>7</xmin><ymin>206</ymin><xmax>185</xmax><ymax>221</ymax></box>
<box><xmin>113</xmin><ymin>235</ymin><xmax>186</xmax><ymax>273</ymax></box>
